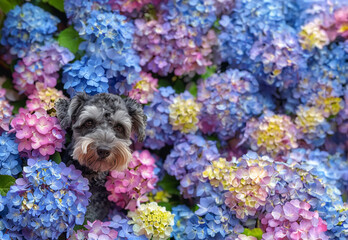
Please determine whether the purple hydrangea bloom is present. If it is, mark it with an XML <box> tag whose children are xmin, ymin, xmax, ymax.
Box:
<box><xmin>0</xmin><ymin>3</ymin><xmax>59</xmax><ymax>58</ymax></box>
<box><xmin>0</xmin><ymin>132</ymin><xmax>22</xmax><ymax>176</ymax></box>
<box><xmin>108</xmin><ymin>209</ymin><xmax>147</xmax><ymax>239</ymax></box>
<box><xmin>143</xmin><ymin>86</ymin><xmax>182</xmax><ymax>149</ymax></box>
<box><xmin>5</xmin><ymin>159</ymin><xmax>91</xmax><ymax>239</ymax></box>
<box><xmin>164</xmin><ymin>134</ymin><xmax>220</xmax><ymax>198</ymax></box>
<box><xmin>196</xmin><ymin>69</ymin><xmax>271</xmax><ymax>140</ymax></box>
<box><xmin>0</xmin><ymin>89</ymin><xmax>13</xmax><ymax>134</ymax></box>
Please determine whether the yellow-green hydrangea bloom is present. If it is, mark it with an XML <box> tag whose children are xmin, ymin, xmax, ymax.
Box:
<box><xmin>128</xmin><ymin>202</ymin><xmax>175</xmax><ymax>240</ymax></box>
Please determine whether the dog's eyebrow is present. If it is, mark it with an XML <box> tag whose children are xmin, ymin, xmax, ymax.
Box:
<box><xmin>75</xmin><ymin>105</ymin><xmax>103</xmax><ymax>126</ymax></box>
<box><xmin>112</xmin><ymin>110</ymin><xmax>132</xmax><ymax>136</ymax></box>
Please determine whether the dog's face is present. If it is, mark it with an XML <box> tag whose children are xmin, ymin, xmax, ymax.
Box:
<box><xmin>55</xmin><ymin>93</ymin><xmax>147</xmax><ymax>172</ymax></box>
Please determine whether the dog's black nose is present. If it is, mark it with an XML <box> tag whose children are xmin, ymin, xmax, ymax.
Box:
<box><xmin>97</xmin><ymin>147</ymin><xmax>110</xmax><ymax>158</ymax></box>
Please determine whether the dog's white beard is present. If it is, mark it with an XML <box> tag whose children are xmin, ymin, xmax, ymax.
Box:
<box><xmin>72</xmin><ymin>137</ymin><xmax>131</xmax><ymax>172</ymax></box>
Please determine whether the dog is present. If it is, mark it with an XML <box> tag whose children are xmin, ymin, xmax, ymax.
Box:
<box><xmin>55</xmin><ymin>92</ymin><xmax>147</xmax><ymax>221</ymax></box>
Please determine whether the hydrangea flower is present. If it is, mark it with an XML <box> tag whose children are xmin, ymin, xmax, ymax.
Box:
<box><xmin>77</xmin><ymin>10</ymin><xmax>141</xmax><ymax>94</ymax></box>
<box><xmin>128</xmin><ymin>202</ymin><xmax>174</xmax><ymax>240</ymax></box>
<box><xmin>0</xmin><ymin>3</ymin><xmax>59</xmax><ymax>57</ymax></box>
<box><xmin>244</xmin><ymin>114</ymin><xmax>299</xmax><ymax>157</ymax></box>
<box><xmin>70</xmin><ymin>220</ymin><xmax>118</xmax><ymax>240</ymax></box>
<box><xmin>168</xmin><ymin>92</ymin><xmax>201</xmax><ymax>134</ymax></box>
<box><xmin>172</xmin><ymin>202</ymin><xmax>242</xmax><ymax>240</ymax></box>
<box><xmin>0</xmin><ymin>132</ymin><xmax>22</xmax><ymax>176</ymax></box>
<box><xmin>203</xmin><ymin>152</ymin><xmax>278</xmax><ymax>220</ymax></box>
<box><xmin>295</xmin><ymin>105</ymin><xmax>333</xmax><ymax>147</ymax></box>
<box><xmin>250</xmin><ymin>27</ymin><xmax>306</xmax><ymax>89</ymax></box>
<box><xmin>13</xmin><ymin>43</ymin><xmax>74</xmax><ymax>95</ymax></box>
<box><xmin>108</xmin><ymin>209</ymin><xmax>147</xmax><ymax>239</ymax></box>
<box><xmin>128</xmin><ymin>72</ymin><xmax>158</xmax><ymax>104</ymax></box>
<box><xmin>133</xmin><ymin>10</ymin><xmax>217</xmax><ymax>76</ymax></box>
<box><xmin>27</xmin><ymin>83</ymin><xmax>68</xmax><ymax>116</ymax></box>
<box><xmin>10</xmin><ymin>107</ymin><xmax>65</xmax><ymax>159</ymax></box>
<box><xmin>261</xmin><ymin>200</ymin><xmax>328</xmax><ymax>240</ymax></box>
<box><xmin>0</xmin><ymin>89</ymin><xmax>13</xmax><ymax>133</ymax></box>
<box><xmin>63</xmin><ymin>55</ymin><xmax>109</xmax><ymax>96</ymax></box>
<box><xmin>108</xmin><ymin>0</ymin><xmax>154</xmax><ymax>13</ymax></box>
<box><xmin>106</xmin><ymin>150</ymin><xmax>158</xmax><ymax>210</ymax></box>
<box><xmin>6</xmin><ymin>159</ymin><xmax>91</xmax><ymax>239</ymax></box>
<box><xmin>143</xmin><ymin>86</ymin><xmax>181</xmax><ymax>149</ymax></box>
<box><xmin>334</xmin><ymin>6</ymin><xmax>348</xmax><ymax>39</ymax></box>
<box><xmin>299</xmin><ymin>18</ymin><xmax>330</xmax><ymax>50</ymax></box>
<box><xmin>164</xmin><ymin>134</ymin><xmax>220</xmax><ymax>198</ymax></box>
<box><xmin>196</xmin><ymin>69</ymin><xmax>267</xmax><ymax>140</ymax></box>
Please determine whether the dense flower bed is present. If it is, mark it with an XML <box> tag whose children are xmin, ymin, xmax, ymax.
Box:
<box><xmin>0</xmin><ymin>0</ymin><xmax>348</xmax><ymax>239</ymax></box>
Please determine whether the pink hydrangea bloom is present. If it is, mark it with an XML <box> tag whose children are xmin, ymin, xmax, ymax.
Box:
<box><xmin>334</xmin><ymin>6</ymin><xmax>348</xmax><ymax>39</ymax></box>
<box><xmin>0</xmin><ymin>89</ymin><xmax>13</xmax><ymax>133</ymax></box>
<box><xmin>10</xmin><ymin>107</ymin><xmax>65</xmax><ymax>159</ymax></box>
<box><xmin>128</xmin><ymin>72</ymin><xmax>158</xmax><ymax>104</ymax></box>
<box><xmin>12</xmin><ymin>43</ymin><xmax>74</xmax><ymax>95</ymax></box>
<box><xmin>70</xmin><ymin>220</ymin><xmax>118</xmax><ymax>240</ymax></box>
<box><xmin>108</xmin><ymin>0</ymin><xmax>158</xmax><ymax>13</ymax></box>
<box><xmin>261</xmin><ymin>200</ymin><xmax>328</xmax><ymax>240</ymax></box>
<box><xmin>106</xmin><ymin>150</ymin><xmax>158</xmax><ymax>211</ymax></box>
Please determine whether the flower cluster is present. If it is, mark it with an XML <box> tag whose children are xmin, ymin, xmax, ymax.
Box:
<box><xmin>203</xmin><ymin>152</ymin><xmax>278</xmax><ymax>220</ymax></box>
<box><xmin>27</xmin><ymin>83</ymin><xmax>67</xmax><ymax>116</ymax></box>
<box><xmin>63</xmin><ymin>10</ymin><xmax>140</xmax><ymax>96</ymax></box>
<box><xmin>0</xmin><ymin>3</ymin><xmax>59</xmax><ymax>57</ymax></box>
<box><xmin>0</xmin><ymin>132</ymin><xmax>21</xmax><ymax>176</ymax></box>
<box><xmin>133</xmin><ymin>7</ymin><xmax>217</xmax><ymax>76</ymax></box>
<box><xmin>5</xmin><ymin>159</ymin><xmax>91</xmax><ymax>239</ymax></box>
<box><xmin>108</xmin><ymin>0</ymin><xmax>155</xmax><ymax>13</ymax></box>
<box><xmin>13</xmin><ymin>43</ymin><xmax>74</xmax><ymax>95</ymax></box>
<box><xmin>10</xmin><ymin>108</ymin><xmax>65</xmax><ymax>159</ymax></box>
<box><xmin>164</xmin><ymin>134</ymin><xmax>220</xmax><ymax>198</ymax></box>
<box><xmin>169</xmin><ymin>92</ymin><xmax>201</xmax><ymax>134</ymax></box>
<box><xmin>261</xmin><ymin>200</ymin><xmax>328</xmax><ymax>240</ymax></box>
<box><xmin>295</xmin><ymin>105</ymin><xmax>332</xmax><ymax>147</ymax></box>
<box><xmin>197</xmin><ymin>69</ymin><xmax>268</xmax><ymax>140</ymax></box>
<box><xmin>128</xmin><ymin>202</ymin><xmax>174</xmax><ymax>240</ymax></box>
<box><xmin>129</xmin><ymin>72</ymin><xmax>158</xmax><ymax>104</ymax></box>
<box><xmin>172</xmin><ymin>202</ymin><xmax>242</xmax><ymax>240</ymax></box>
<box><xmin>108</xmin><ymin>209</ymin><xmax>147</xmax><ymax>239</ymax></box>
<box><xmin>0</xmin><ymin>89</ymin><xmax>13</xmax><ymax>133</ymax></box>
<box><xmin>245</xmin><ymin>114</ymin><xmax>299</xmax><ymax>157</ymax></box>
<box><xmin>70</xmin><ymin>220</ymin><xmax>118</xmax><ymax>240</ymax></box>
<box><xmin>143</xmin><ymin>86</ymin><xmax>181</xmax><ymax>149</ymax></box>
<box><xmin>106</xmin><ymin>150</ymin><xmax>158</xmax><ymax>210</ymax></box>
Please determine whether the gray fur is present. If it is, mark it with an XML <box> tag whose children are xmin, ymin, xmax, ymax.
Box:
<box><xmin>55</xmin><ymin>92</ymin><xmax>147</xmax><ymax>222</ymax></box>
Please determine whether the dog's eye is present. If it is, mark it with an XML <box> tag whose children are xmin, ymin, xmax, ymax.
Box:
<box><xmin>115</xmin><ymin>124</ymin><xmax>124</xmax><ymax>134</ymax></box>
<box><xmin>84</xmin><ymin>120</ymin><xmax>95</xmax><ymax>127</ymax></box>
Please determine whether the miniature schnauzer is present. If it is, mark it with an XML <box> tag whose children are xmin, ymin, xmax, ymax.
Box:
<box><xmin>55</xmin><ymin>92</ymin><xmax>146</xmax><ymax>221</ymax></box>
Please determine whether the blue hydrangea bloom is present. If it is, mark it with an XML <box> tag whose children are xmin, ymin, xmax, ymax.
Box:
<box><xmin>164</xmin><ymin>134</ymin><xmax>220</xmax><ymax>198</ymax></box>
<box><xmin>0</xmin><ymin>132</ymin><xmax>21</xmax><ymax>176</ymax></box>
<box><xmin>108</xmin><ymin>209</ymin><xmax>147</xmax><ymax>239</ymax></box>
<box><xmin>161</xmin><ymin>0</ymin><xmax>217</xmax><ymax>35</ymax></box>
<box><xmin>5</xmin><ymin>159</ymin><xmax>91</xmax><ymax>240</ymax></box>
<box><xmin>62</xmin><ymin>55</ymin><xmax>109</xmax><ymax>96</ymax></box>
<box><xmin>0</xmin><ymin>3</ymin><xmax>59</xmax><ymax>58</ymax></box>
<box><xmin>143</xmin><ymin>86</ymin><xmax>182</xmax><ymax>149</ymax></box>
<box><xmin>78</xmin><ymin>10</ymin><xmax>140</xmax><ymax>94</ymax></box>
<box><xmin>172</xmin><ymin>201</ymin><xmax>242</xmax><ymax>240</ymax></box>
<box><xmin>197</xmin><ymin>69</ymin><xmax>272</xmax><ymax>140</ymax></box>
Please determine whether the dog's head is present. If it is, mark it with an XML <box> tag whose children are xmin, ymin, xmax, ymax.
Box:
<box><xmin>55</xmin><ymin>92</ymin><xmax>147</xmax><ymax>172</ymax></box>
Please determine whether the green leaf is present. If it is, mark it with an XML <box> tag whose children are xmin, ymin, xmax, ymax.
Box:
<box><xmin>51</xmin><ymin>152</ymin><xmax>61</xmax><ymax>164</ymax></box>
<box><xmin>201</xmin><ymin>66</ymin><xmax>216</xmax><ymax>80</ymax></box>
<box><xmin>157</xmin><ymin>174</ymin><xmax>180</xmax><ymax>195</ymax></box>
<box><xmin>46</xmin><ymin>0</ymin><xmax>64</xmax><ymax>12</ymax></box>
<box><xmin>11</xmin><ymin>99</ymin><xmax>26</xmax><ymax>115</ymax></box>
<box><xmin>0</xmin><ymin>175</ymin><xmax>16</xmax><ymax>196</ymax></box>
<box><xmin>158</xmin><ymin>78</ymin><xmax>171</xmax><ymax>88</ymax></box>
<box><xmin>58</xmin><ymin>26</ymin><xmax>83</xmax><ymax>54</ymax></box>
<box><xmin>173</xmin><ymin>80</ymin><xmax>185</xmax><ymax>94</ymax></box>
<box><xmin>158</xmin><ymin>202</ymin><xmax>173</xmax><ymax>211</ymax></box>
<box><xmin>0</xmin><ymin>0</ymin><xmax>20</xmax><ymax>14</ymax></box>
<box><xmin>188</xmin><ymin>82</ymin><xmax>197</xmax><ymax>97</ymax></box>
<box><xmin>243</xmin><ymin>228</ymin><xmax>263</xmax><ymax>240</ymax></box>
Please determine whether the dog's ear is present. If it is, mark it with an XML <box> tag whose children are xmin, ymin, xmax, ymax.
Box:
<box><xmin>124</xmin><ymin>97</ymin><xmax>147</xmax><ymax>142</ymax></box>
<box><xmin>55</xmin><ymin>92</ymin><xmax>89</xmax><ymax>129</ymax></box>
